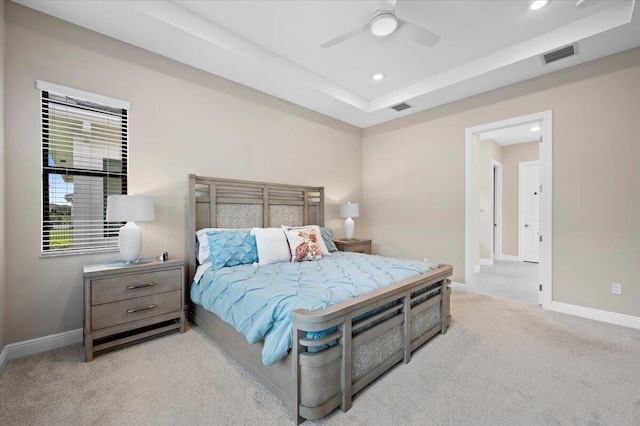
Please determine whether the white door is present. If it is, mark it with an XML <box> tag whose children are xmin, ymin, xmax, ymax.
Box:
<box><xmin>520</xmin><ymin>161</ymin><xmax>540</xmax><ymax>263</ymax></box>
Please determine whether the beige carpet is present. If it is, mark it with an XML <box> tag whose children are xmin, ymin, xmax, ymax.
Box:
<box><xmin>2</xmin><ymin>292</ymin><xmax>640</xmax><ymax>425</ymax></box>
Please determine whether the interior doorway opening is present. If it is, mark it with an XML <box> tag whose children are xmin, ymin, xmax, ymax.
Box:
<box><xmin>465</xmin><ymin>111</ymin><xmax>552</xmax><ymax>308</ymax></box>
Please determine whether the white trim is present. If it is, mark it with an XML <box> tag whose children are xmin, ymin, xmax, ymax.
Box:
<box><xmin>479</xmin><ymin>258</ymin><xmax>493</xmax><ymax>266</ymax></box>
<box><xmin>450</xmin><ymin>281</ymin><xmax>466</xmax><ymax>292</ymax></box>
<box><xmin>551</xmin><ymin>302</ymin><xmax>640</xmax><ymax>330</ymax></box>
<box><xmin>465</xmin><ymin>110</ymin><xmax>552</xmax><ymax>310</ymax></box>
<box><xmin>518</xmin><ymin>160</ymin><xmax>540</xmax><ymax>263</ymax></box>
<box><xmin>0</xmin><ymin>329</ymin><xmax>83</xmax><ymax>375</ymax></box>
<box><xmin>540</xmin><ymin>114</ymin><xmax>553</xmax><ymax>309</ymax></box>
<box><xmin>474</xmin><ymin>264</ymin><xmax>480</xmax><ymax>273</ymax></box>
<box><xmin>492</xmin><ymin>160</ymin><xmax>503</xmax><ymax>261</ymax></box>
<box><xmin>36</xmin><ymin>80</ymin><xmax>130</xmax><ymax>109</ymax></box>
<box><xmin>501</xmin><ymin>255</ymin><xmax>520</xmax><ymax>262</ymax></box>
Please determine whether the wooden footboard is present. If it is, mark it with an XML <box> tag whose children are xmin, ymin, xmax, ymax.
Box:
<box><xmin>190</xmin><ymin>263</ymin><xmax>452</xmax><ymax>423</ymax></box>
<box><xmin>291</xmin><ymin>263</ymin><xmax>452</xmax><ymax>423</ymax></box>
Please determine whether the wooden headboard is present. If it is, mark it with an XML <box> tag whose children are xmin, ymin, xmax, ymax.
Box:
<box><xmin>187</xmin><ymin>174</ymin><xmax>324</xmax><ymax>282</ymax></box>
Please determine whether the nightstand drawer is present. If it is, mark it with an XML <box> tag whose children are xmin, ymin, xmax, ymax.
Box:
<box><xmin>347</xmin><ymin>243</ymin><xmax>367</xmax><ymax>253</ymax></box>
<box><xmin>92</xmin><ymin>269</ymin><xmax>181</xmax><ymax>305</ymax></box>
<box><xmin>92</xmin><ymin>290</ymin><xmax>181</xmax><ymax>330</ymax></box>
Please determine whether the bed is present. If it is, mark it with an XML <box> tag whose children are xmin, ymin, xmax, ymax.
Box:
<box><xmin>187</xmin><ymin>175</ymin><xmax>453</xmax><ymax>423</ymax></box>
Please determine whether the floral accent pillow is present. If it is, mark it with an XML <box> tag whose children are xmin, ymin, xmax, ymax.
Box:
<box><xmin>281</xmin><ymin>225</ymin><xmax>331</xmax><ymax>256</ymax></box>
<box><xmin>284</xmin><ymin>228</ymin><xmax>322</xmax><ymax>263</ymax></box>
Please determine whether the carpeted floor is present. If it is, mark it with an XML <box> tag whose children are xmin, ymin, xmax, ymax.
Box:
<box><xmin>2</xmin><ymin>292</ymin><xmax>640</xmax><ymax>425</ymax></box>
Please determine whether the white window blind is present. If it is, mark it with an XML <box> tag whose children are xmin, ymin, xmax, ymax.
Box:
<box><xmin>40</xmin><ymin>83</ymin><xmax>129</xmax><ymax>255</ymax></box>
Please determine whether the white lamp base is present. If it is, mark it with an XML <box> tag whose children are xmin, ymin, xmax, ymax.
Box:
<box><xmin>119</xmin><ymin>221</ymin><xmax>142</xmax><ymax>263</ymax></box>
<box><xmin>344</xmin><ymin>217</ymin><xmax>355</xmax><ymax>240</ymax></box>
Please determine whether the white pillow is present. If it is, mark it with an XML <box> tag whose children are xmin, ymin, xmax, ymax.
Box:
<box><xmin>281</xmin><ymin>225</ymin><xmax>331</xmax><ymax>256</ymax></box>
<box><xmin>251</xmin><ymin>228</ymin><xmax>291</xmax><ymax>265</ymax></box>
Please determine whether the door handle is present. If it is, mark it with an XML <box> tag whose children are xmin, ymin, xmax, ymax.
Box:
<box><xmin>524</xmin><ymin>224</ymin><xmax>529</xmax><ymax>228</ymax></box>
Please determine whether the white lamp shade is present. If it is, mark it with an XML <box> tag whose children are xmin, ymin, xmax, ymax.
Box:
<box><xmin>107</xmin><ymin>195</ymin><xmax>155</xmax><ymax>222</ymax></box>
<box><xmin>340</xmin><ymin>202</ymin><xmax>360</xmax><ymax>218</ymax></box>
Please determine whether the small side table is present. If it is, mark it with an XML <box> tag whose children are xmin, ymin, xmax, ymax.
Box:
<box><xmin>334</xmin><ymin>239</ymin><xmax>372</xmax><ymax>254</ymax></box>
<box><xmin>83</xmin><ymin>259</ymin><xmax>186</xmax><ymax>361</ymax></box>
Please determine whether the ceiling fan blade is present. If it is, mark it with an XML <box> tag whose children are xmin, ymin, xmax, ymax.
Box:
<box><xmin>396</xmin><ymin>19</ymin><xmax>440</xmax><ymax>47</ymax></box>
<box><xmin>321</xmin><ymin>24</ymin><xmax>370</xmax><ymax>49</ymax></box>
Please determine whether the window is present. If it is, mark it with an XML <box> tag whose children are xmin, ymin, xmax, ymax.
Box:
<box><xmin>39</xmin><ymin>81</ymin><xmax>130</xmax><ymax>255</ymax></box>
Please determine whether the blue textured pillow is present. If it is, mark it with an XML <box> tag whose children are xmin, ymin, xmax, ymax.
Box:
<box><xmin>320</xmin><ymin>227</ymin><xmax>338</xmax><ymax>252</ymax></box>
<box><xmin>207</xmin><ymin>230</ymin><xmax>258</xmax><ymax>270</ymax></box>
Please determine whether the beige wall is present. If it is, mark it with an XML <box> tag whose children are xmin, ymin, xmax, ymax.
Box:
<box><xmin>476</xmin><ymin>138</ymin><xmax>502</xmax><ymax>261</ymax></box>
<box><xmin>363</xmin><ymin>46</ymin><xmax>640</xmax><ymax>317</ymax></box>
<box><xmin>502</xmin><ymin>141</ymin><xmax>539</xmax><ymax>257</ymax></box>
<box><xmin>3</xmin><ymin>3</ymin><xmax>362</xmax><ymax>345</ymax></box>
<box><xmin>0</xmin><ymin>0</ymin><xmax>6</xmax><ymax>351</ymax></box>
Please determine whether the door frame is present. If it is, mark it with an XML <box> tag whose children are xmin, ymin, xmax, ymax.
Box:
<box><xmin>518</xmin><ymin>160</ymin><xmax>540</xmax><ymax>262</ymax></box>
<box><xmin>465</xmin><ymin>110</ymin><xmax>552</xmax><ymax>309</ymax></box>
<box><xmin>492</xmin><ymin>160</ymin><xmax>503</xmax><ymax>261</ymax></box>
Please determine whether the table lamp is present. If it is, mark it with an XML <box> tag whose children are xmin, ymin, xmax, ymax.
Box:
<box><xmin>107</xmin><ymin>195</ymin><xmax>155</xmax><ymax>263</ymax></box>
<box><xmin>340</xmin><ymin>202</ymin><xmax>360</xmax><ymax>240</ymax></box>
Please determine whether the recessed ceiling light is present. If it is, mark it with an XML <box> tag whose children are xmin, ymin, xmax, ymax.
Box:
<box><xmin>373</xmin><ymin>73</ymin><xmax>385</xmax><ymax>81</ymax></box>
<box><xmin>531</xmin><ymin>125</ymin><xmax>541</xmax><ymax>132</ymax></box>
<box><xmin>530</xmin><ymin>0</ymin><xmax>548</xmax><ymax>10</ymax></box>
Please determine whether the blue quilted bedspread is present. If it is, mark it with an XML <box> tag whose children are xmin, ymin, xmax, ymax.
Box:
<box><xmin>190</xmin><ymin>252</ymin><xmax>432</xmax><ymax>366</ymax></box>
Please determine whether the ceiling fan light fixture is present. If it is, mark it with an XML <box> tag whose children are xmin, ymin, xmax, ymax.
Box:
<box><xmin>372</xmin><ymin>73</ymin><xmax>385</xmax><ymax>80</ymax></box>
<box><xmin>370</xmin><ymin>11</ymin><xmax>397</xmax><ymax>37</ymax></box>
<box><xmin>530</xmin><ymin>0</ymin><xmax>548</xmax><ymax>10</ymax></box>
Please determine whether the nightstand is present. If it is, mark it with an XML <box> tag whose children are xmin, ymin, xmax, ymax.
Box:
<box><xmin>334</xmin><ymin>239</ymin><xmax>372</xmax><ymax>254</ymax></box>
<box><xmin>83</xmin><ymin>259</ymin><xmax>186</xmax><ymax>361</ymax></box>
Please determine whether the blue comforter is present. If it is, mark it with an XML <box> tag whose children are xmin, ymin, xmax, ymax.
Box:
<box><xmin>190</xmin><ymin>252</ymin><xmax>432</xmax><ymax>366</ymax></box>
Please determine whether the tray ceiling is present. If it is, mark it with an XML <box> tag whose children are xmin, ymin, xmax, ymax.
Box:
<box><xmin>15</xmin><ymin>0</ymin><xmax>640</xmax><ymax>128</ymax></box>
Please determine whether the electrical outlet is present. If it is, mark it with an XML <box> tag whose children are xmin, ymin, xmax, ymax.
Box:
<box><xmin>423</xmin><ymin>257</ymin><xmax>429</xmax><ymax>263</ymax></box>
<box><xmin>611</xmin><ymin>283</ymin><xmax>622</xmax><ymax>295</ymax></box>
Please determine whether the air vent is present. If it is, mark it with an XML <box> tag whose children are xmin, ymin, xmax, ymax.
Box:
<box><xmin>542</xmin><ymin>44</ymin><xmax>577</xmax><ymax>65</ymax></box>
<box><xmin>391</xmin><ymin>102</ymin><xmax>411</xmax><ymax>112</ymax></box>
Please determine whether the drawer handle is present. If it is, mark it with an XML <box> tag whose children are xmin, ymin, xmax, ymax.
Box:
<box><xmin>127</xmin><ymin>304</ymin><xmax>156</xmax><ymax>314</ymax></box>
<box><xmin>127</xmin><ymin>282</ymin><xmax>157</xmax><ymax>290</ymax></box>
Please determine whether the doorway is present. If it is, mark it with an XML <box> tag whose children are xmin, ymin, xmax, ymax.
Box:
<box><xmin>465</xmin><ymin>111</ymin><xmax>552</xmax><ymax>308</ymax></box>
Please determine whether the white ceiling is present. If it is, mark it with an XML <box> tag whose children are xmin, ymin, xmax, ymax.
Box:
<box><xmin>15</xmin><ymin>0</ymin><xmax>640</xmax><ymax>128</ymax></box>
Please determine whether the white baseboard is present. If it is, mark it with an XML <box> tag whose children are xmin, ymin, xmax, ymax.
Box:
<box><xmin>501</xmin><ymin>255</ymin><xmax>520</xmax><ymax>262</ymax></box>
<box><xmin>551</xmin><ymin>302</ymin><xmax>640</xmax><ymax>330</ymax></box>
<box><xmin>0</xmin><ymin>329</ymin><xmax>82</xmax><ymax>376</ymax></box>
<box><xmin>479</xmin><ymin>258</ymin><xmax>493</xmax><ymax>266</ymax></box>
<box><xmin>450</xmin><ymin>281</ymin><xmax>466</xmax><ymax>292</ymax></box>
<box><xmin>474</xmin><ymin>264</ymin><xmax>480</xmax><ymax>273</ymax></box>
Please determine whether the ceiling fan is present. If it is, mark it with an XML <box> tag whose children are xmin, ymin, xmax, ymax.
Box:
<box><xmin>320</xmin><ymin>0</ymin><xmax>441</xmax><ymax>49</ymax></box>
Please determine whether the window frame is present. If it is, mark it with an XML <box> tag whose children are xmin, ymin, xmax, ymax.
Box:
<box><xmin>39</xmin><ymin>81</ymin><xmax>130</xmax><ymax>256</ymax></box>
